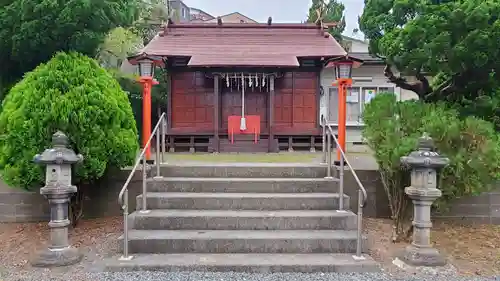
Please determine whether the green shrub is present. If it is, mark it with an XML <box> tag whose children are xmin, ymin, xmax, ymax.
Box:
<box><xmin>0</xmin><ymin>52</ymin><xmax>139</xmax><ymax>190</ymax></box>
<box><xmin>363</xmin><ymin>93</ymin><xmax>500</xmax><ymax>240</ymax></box>
<box><xmin>422</xmin><ymin>107</ymin><xmax>500</xmax><ymax>208</ymax></box>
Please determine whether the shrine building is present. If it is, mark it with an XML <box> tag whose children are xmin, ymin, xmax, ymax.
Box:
<box><xmin>129</xmin><ymin>21</ymin><xmax>352</xmax><ymax>153</ymax></box>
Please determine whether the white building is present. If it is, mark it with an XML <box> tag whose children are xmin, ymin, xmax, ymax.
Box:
<box><xmin>319</xmin><ymin>36</ymin><xmax>419</xmax><ymax>143</ymax></box>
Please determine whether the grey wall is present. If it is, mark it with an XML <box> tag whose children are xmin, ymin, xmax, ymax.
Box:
<box><xmin>434</xmin><ymin>187</ymin><xmax>500</xmax><ymax>224</ymax></box>
<box><xmin>0</xmin><ymin>169</ymin><xmax>144</xmax><ymax>223</ymax></box>
<box><xmin>0</xmin><ymin>182</ymin><xmax>49</xmax><ymax>222</ymax></box>
<box><xmin>0</xmin><ymin>167</ymin><xmax>499</xmax><ymax>224</ymax></box>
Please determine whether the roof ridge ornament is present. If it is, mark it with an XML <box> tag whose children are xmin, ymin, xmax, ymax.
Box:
<box><xmin>159</xmin><ymin>17</ymin><xmax>174</xmax><ymax>37</ymax></box>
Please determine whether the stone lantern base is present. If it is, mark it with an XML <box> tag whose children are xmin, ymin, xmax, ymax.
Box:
<box><xmin>31</xmin><ymin>247</ymin><xmax>82</xmax><ymax>267</ymax></box>
<box><xmin>397</xmin><ymin>244</ymin><xmax>447</xmax><ymax>267</ymax></box>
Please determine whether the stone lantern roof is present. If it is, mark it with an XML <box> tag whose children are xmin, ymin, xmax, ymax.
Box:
<box><xmin>400</xmin><ymin>133</ymin><xmax>449</xmax><ymax>169</ymax></box>
<box><xmin>33</xmin><ymin>131</ymin><xmax>83</xmax><ymax>165</ymax></box>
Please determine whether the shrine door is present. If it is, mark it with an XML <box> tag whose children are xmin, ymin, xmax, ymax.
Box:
<box><xmin>221</xmin><ymin>87</ymin><xmax>268</xmax><ymax>134</ymax></box>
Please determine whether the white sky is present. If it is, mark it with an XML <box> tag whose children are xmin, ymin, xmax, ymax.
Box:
<box><xmin>182</xmin><ymin>0</ymin><xmax>365</xmax><ymax>38</ymax></box>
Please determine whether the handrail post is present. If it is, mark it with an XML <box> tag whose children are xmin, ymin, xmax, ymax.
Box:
<box><xmin>338</xmin><ymin>153</ymin><xmax>345</xmax><ymax>211</ymax></box>
<box><xmin>353</xmin><ymin>189</ymin><xmax>366</xmax><ymax>260</ymax></box>
<box><xmin>140</xmin><ymin>153</ymin><xmax>150</xmax><ymax>214</ymax></box>
<box><xmin>324</xmin><ymin>124</ymin><xmax>367</xmax><ymax>262</ymax></box>
<box><xmin>117</xmin><ymin>113</ymin><xmax>167</xmax><ymax>262</ymax></box>
<box><xmin>325</xmin><ymin>132</ymin><xmax>332</xmax><ymax>179</ymax></box>
<box><xmin>161</xmin><ymin>116</ymin><xmax>166</xmax><ymax>164</ymax></box>
<box><xmin>119</xmin><ymin>189</ymin><xmax>132</xmax><ymax>260</ymax></box>
<box><xmin>322</xmin><ymin>122</ymin><xmax>326</xmax><ymax>164</ymax></box>
<box><xmin>155</xmin><ymin>120</ymin><xmax>161</xmax><ymax>179</ymax></box>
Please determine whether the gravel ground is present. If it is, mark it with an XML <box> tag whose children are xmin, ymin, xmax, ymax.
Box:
<box><xmin>4</xmin><ymin>271</ymin><xmax>500</xmax><ymax>281</ymax></box>
<box><xmin>1</xmin><ymin>215</ymin><xmax>499</xmax><ymax>281</ymax></box>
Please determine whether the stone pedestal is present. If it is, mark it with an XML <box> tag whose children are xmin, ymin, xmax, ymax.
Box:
<box><xmin>32</xmin><ymin>187</ymin><xmax>82</xmax><ymax>267</ymax></box>
<box><xmin>397</xmin><ymin>133</ymin><xmax>449</xmax><ymax>268</ymax></box>
<box><xmin>399</xmin><ymin>186</ymin><xmax>446</xmax><ymax>267</ymax></box>
<box><xmin>31</xmin><ymin>131</ymin><xmax>83</xmax><ymax>267</ymax></box>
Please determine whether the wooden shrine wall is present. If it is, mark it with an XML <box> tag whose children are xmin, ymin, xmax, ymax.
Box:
<box><xmin>274</xmin><ymin>71</ymin><xmax>319</xmax><ymax>134</ymax></box>
<box><xmin>170</xmin><ymin>71</ymin><xmax>214</xmax><ymax>133</ymax></box>
<box><xmin>169</xmin><ymin>70</ymin><xmax>319</xmax><ymax>135</ymax></box>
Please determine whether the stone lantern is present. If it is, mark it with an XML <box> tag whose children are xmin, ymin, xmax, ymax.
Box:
<box><xmin>398</xmin><ymin>133</ymin><xmax>449</xmax><ymax>267</ymax></box>
<box><xmin>31</xmin><ymin>131</ymin><xmax>84</xmax><ymax>267</ymax></box>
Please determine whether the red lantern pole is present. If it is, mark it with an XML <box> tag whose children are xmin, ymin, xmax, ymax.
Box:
<box><xmin>139</xmin><ymin>76</ymin><xmax>159</xmax><ymax>160</ymax></box>
<box><xmin>336</xmin><ymin>78</ymin><xmax>352</xmax><ymax>161</ymax></box>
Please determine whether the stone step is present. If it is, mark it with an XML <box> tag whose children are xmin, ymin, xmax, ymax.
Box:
<box><xmin>137</xmin><ymin>192</ymin><xmax>349</xmax><ymax>210</ymax></box>
<box><xmin>155</xmin><ymin>163</ymin><xmax>327</xmax><ymax>178</ymax></box>
<box><xmin>129</xmin><ymin>209</ymin><xmax>357</xmax><ymax>230</ymax></box>
<box><xmin>147</xmin><ymin>177</ymin><xmax>339</xmax><ymax>193</ymax></box>
<box><xmin>119</xmin><ymin>229</ymin><xmax>366</xmax><ymax>254</ymax></box>
<box><xmin>217</xmin><ymin>139</ymin><xmax>270</xmax><ymax>153</ymax></box>
<box><xmin>101</xmin><ymin>253</ymin><xmax>380</xmax><ymax>273</ymax></box>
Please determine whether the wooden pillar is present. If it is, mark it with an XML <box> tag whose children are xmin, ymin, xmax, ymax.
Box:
<box><xmin>169</xmin><ymin>136</ymin><xmax>175</xmax><ymax>152</ymax></box>
<box><xmin>167</xmin><ymin>70</ymin><xmax>173</xmax><ymax>134</ymax></box>
<box><xmin>189</xmin><ymin>136</ymin><xmax>195</xmax><ymax>153</ymax></box>
<box><xmin>291</xmin><ymin>72</ymin><xmax>295</xmax><ymax>128</ymax></box>
<box><xmin>268</xmin><ymin>75</ymin><xmax>275</xmax><ymax>152</ymax></box>
<box><xmin>325</xmin><ymin>81</ymin><xmax>330</xmax><ymax>123</ymax></box>
<box><xmin>214</xmin><ymin>74</ymin><xmax>220</xmax><ymax>153</ymax></box>
<box><xmin>166</xmin><ymin>70</ymin><xmax>173</xmax><ymax>153</ymax></box>
<box><xmin>310</xmin><ymin>136</ymin><xmax>316</xmax><ymax>152</ymax></box>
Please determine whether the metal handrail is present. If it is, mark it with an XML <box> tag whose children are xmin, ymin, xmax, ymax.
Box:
<box><xmin>321</xmin><ymin>115</ymin><xmax>367</xmax><ymax>260</ymax></box>
<box><xmin>118</xmin><ymin>112</ymin><xmax>167</xmax><ymax>260</ymax></box>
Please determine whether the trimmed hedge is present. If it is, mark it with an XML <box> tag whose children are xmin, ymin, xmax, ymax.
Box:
<box><xmin>0</xmin><ymin>52</ymin><xmax>139</xmax><ymax>189</ymax></box>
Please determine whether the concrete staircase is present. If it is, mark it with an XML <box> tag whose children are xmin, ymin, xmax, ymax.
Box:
<box><xmin>103</xmin><ymin>163</ymin><xmax>379</xmax><ymax>273</ymax></box>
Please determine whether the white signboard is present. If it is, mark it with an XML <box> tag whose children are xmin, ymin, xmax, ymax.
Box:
<box><xmin>346</xmin><ymin>89</ymin><xmax>359</xmax><ymax>103</ymax></box>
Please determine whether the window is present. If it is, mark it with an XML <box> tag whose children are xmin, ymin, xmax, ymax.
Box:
<box><xmin>346</xmin><ymin>87</ymin><xmax>361</xmax><ymax>123</ymax></box>
<box><xmin>182</xmin><ymin>8</ymin><xmax>186</xmax><ymax>18</ymax></box>
<box><xmin>326</xmin><ymin>86</ymin><xmax>395</xmax><ymax>125</ymax></box>
<box><xmin>378</xmin><ymin>87</ymin><xmax>394</xmax><ymax>93</ymax></box>
<box><xmin>328</xmin><ymin>88</ymin><xmax>338</xmax><ymax>123</ymax></box>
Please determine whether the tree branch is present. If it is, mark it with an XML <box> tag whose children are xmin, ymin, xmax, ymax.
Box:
<box><xmin>384</xmin><ymin>65</ymin><xmax>432</xmax><ymax>100</ymax></box>
<box><xmin>425</xmin><ymin>77</ymin><xmax>454</xmax><ymax>102</ymax></box>
<box><xmin>415</xmin><ymin>71</ymin><xmax>430</xmax><ymax>92</ymax></box>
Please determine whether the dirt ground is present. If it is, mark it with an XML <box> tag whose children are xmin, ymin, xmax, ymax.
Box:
<box><xmin>0</xmin><ymin>216</ymin><xmax>121</xmax><ymax>280</ymax></box>
<box><xmin>0</xmin><ymin>216</ymin><xmax>499</xmax><ymax>278</ymax></box>
<box><xmin>364</xmin><ymin>217</ymin><xmax>500</xmax><ymax>277</ymax></box>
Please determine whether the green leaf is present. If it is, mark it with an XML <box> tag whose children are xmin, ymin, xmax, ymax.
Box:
<box><xmin>0</xmin><ymin>52</ymin><xmax>139</xmax><ymax>190</ymax></box>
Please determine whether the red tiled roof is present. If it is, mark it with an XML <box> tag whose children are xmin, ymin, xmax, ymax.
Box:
<box><xmin>134</xmin><ymin>23</ymin><xmax>347</xmax><ymax>67</ymax></box>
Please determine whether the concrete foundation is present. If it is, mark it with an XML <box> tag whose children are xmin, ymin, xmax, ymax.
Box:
<box><xmin>31</xmin><ymin>247</ymin><xmax>83</xmax><ymax>267</ymax></box>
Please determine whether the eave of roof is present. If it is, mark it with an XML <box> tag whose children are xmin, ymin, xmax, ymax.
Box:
<box><xmin>188</xmin><ymin>55</ymin><xmax>300</xmax><ymax>67</ymax></box>
<box><xmin>348</xmin><ymin>52</ymin><xmax>384</xmax><ymax>64</ymax></box>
